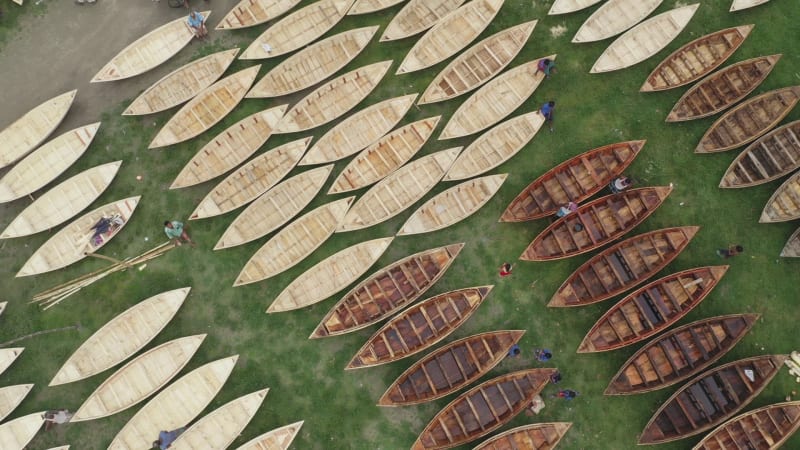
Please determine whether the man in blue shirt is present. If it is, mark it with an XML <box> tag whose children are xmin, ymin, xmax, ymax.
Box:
<box><xmin>540</xmin><ymin>101</ymin><xmax>555</xmax><ymax>132</ymax></box>
<box><xmin>187</xmin><ymin>10</ymin><xmax>207</xmax><ymax>40</ymax></box>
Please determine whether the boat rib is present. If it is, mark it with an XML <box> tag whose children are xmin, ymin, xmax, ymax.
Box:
<box><xmin>0</xmin><ymin>412</ymin><xmax>46</xmax><ymax>450</ymax></box>
<box><xmin>692</xmin><ymin>401</ymin><xmax>800</xmax><ymax>450</ymax></box>
<box><xmin>730</xmin><ymin>0</ymin><xmax>771</xmax><ymax>12</ymax></box>
<box><xmin>215</xmin><ymin>0</ymin><xmax>300</xmax><ymax>30</ymax></box>
<box><xmin>349</xmin><ymin>0</ymin><xmax>404</xmax><ymax>14</ymax></box>
<box><xmin>0</xmin><ymin>385</ymin><xmax>33</xmax><ymax>423</ymax></box>
<box><xmin>720</xmin><ymin>120</ymin><xmax>800</xmax><ymax>188</ymax></box>
<box><xmin>234</xmin><ymin>421</ymin><xmax>304</xmax><ymax>450</ymax></box>
<box><xmin>781</xmin><ymin>227</ymin><xmax>800</xmax><ymax>257</ymax></box>
<box><xmin>380</xmin><ymin>0</ymin><xmax>465</xmax><ymax>42</ymax></box>
<box><xmin>760</xmin><ymin>170</ymin><xmax>800</xmax><ymax>223</ymax></box>
<box><xmin>0</xmin><ymin>348</ymin><xmax>24</xmax><ymax>377</ymax></box>
<box><xmin>573</xmin><ymin>0</ymin><xmax>661</xmax><ymax>43</ymax></box>
<box><xmin>548</xmin><ymin>0</ymin><xmax>602</xmax><ymax>14</ymax></box>
<box><xmin>473</xmin><ymin>422</ymin><xmax>573</xmax><ymax>450</ymax></box>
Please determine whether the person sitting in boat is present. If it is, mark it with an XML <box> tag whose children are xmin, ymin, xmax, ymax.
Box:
<box><xmin>187</xmin><ymin>10</ymin><xmax>207</xmax><ymax>40</ymax></box>
<box><xmin>164</xmin><ymin>220</ymin><xmax>195</xmax><ymax>247</ymax></box>
<box><xmin>537</xmin><ymin>58</ymin><xmax>556</xmax><ymax>78</ymax></box>
<box><xmin>609</xmin><ymin>175</ymin><xmax>633</xmax><ymax>194</ymax></box>
<box><xmin>555</xmin><ymin>201</ymin><xmax>577</xmax><ymax>218</ymax></box>
<box><xmin>152</xmin><ymin>427</ymin><xmax>186</xmax><ymax>449</ymax></box>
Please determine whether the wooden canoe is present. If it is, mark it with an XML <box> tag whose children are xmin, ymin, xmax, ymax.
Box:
<box><xmin>1</xmin><ymin>161</ymin><xmax>121</xmax><ymax>239</ymax></box>
<box><xmin>501</xmin><ymin>140</ymin><xmax>644</xmax><ymax>222</ymax></box>
<box><xmin>91</xmin><ymin>12</ymin><xmax>210</xmax><ymax>83</ymax></box>
<box><xmin>412</xmin><ymin>368</ymin><xmax>555</xmax><ymax>450</ymax></box>
<box><xmin>337</xmin><ymin>147</ymin><xmax>461</xmax><ymax>232</ymax></box>
<box><xmin>378</xmin><ymin>330</ymin><xmax>524</xmax><ymax>406</ymax></box>
<box><xmin>781</xmin><ymin>227</ymin><xmax>800</xmax><ymax>257</ymax></box>
<box><xmin>443</xmin><ymin>112</ymin><xmax>543</xmax><ymax>181</ymax></box>
<box><xmin>640</xmin><ymin>354</ymin><xmax>787</xmax><ymax>444</ymax></box>
<box><xmin>590</xmin><ymin>4</ymin><xmax>699</xmax><ymax>74</ymax></box>
<box><xmin>398</xmin><ymin>174</ymin><xmax>507</xmax><ymax>236</ymax></box>
<box><xmin>548</xmin><ymin>0</ymin><xmax>602</xmax><ymax>14</ymax></box>
<box><xmin>215</xmin><ymin>165</ymin><xmax>332</xmax><ymax>250</ymax></box>
<box><xmin>46</xmin><ymin>447</ymin><xmax>70</xmax><ymax>450</ymax></box>
<box><xmin>0</xmin><ymin>348</ymin><xmax>24</xmax><ymax>377</ymax></box>
<box><xmin>240</xmin><ymin>0</ymin><xmax>355</xmax><ymax>60</ymax></box>
<box><xmin>0</xmin><ymin>302</ymin><xmax>5</xmax><ymax>317</ymax></box>
<box><xmin>640</xmin><ymin>25</ymin><xmax>754</xmax><ymax>92</ymax></box>
<box><xmin>0</xmin><ymin>412</ymin><xmax>45</xmax><ymax>450</ymax></box>
<box><xmin>605</xmin><ymin>313</ymin><xmax>759</xmax><ymax>395</ymax></box>
<box><xmin>215</xmin><ymin>0</ymin><xmax>300</xmax><ymax>30</ymax></box>
<box><xmin>0</xmin><ymin>385</ymin><xmax>33</xmax><ymax>423</ymax></box>
<box><xmin>107</xmin><ymin>355</ymin><xmax>238</xmax><ymax>450</ymax></box>
<box><xmin>380</xmin><ymin>0</ymin><xmax>465</xmax><ymax>42</ymax></box>
<box><xmin>550</xmin><ymin>226</ymin><xmax>699</xmax><ymax>308</ymax></box>
<box><xmin>692</xmin><ymin>401</ymin><xmax>800</xmax><ymax>450</ymax></box>
<box><xmin>730</xmin><ymin>0</ymin><xmax>771</xmax><ymax>12</ymax></box>
<box><xmin>0</xmin><ymin>122</ymin><xmax>100</xmax><ymax>203</ymax></box>
<box><xmin>0</xmin><ymin>90</ymin><xmax>76</xmax><ymax>170</ymax></box>
<box><xmin>71</xmin><ymin>335</ymin><xmax>206</xmax><ymax>422</ymax></box>
<box><xmin>275</xmin><ymin>60</ymin><xmax>392</xmax><ymax>134</ymax></box>
<box><xmin>235</xmin><ymin>196</ymin><xmax>355</xmax><ymax>286</ymax></box>
<box><xmin>189</xmin><ymin>137</ymin><xmax>308</xmax><ymax>220</ymax></box>
<box><xmin>234</xmin><ymin>421</ymin><xmax>304</xmax><ymax>450</ymax></box>
<box><xmin>695</xmin><ymin>86</ymin><xmax>800</xmax><ymax>153</ymax></box>
<box><xmin>396</xmin><ymin>0</ymin><xmax>503</xmax><ymax>75</ymax></box>
<box><xmin>346</xmin><ymin>286</ymin><xmax>492</xmax><ymax>369</ymax></box>
<box><xmin>149</xmin><ymin>65</ymin><xmax>260</xmax><ymax>149</ymax></box>
<box><xmin>267</xmin><ymin>237</ymin><xmax>394</xmax><ymax>313</ymax></box>
<box><xmin>123</xmin><ymin>48</ymin><xmax>240</xmax><ymax>115</ymax></box>
<box><xmin>667</xmin><ymin>54</ymin><xmax>782</xmax><ymax>122</ymax></box>
<box><xmin>418</xmin><ymin>20</ymin><xmax>537</xmax><ymax>105</ymax></box>
<box><xmin>473</xmin><ymin>423</ymin><xmax>573</xmax><ymax>450</ymax></box>
<box><xmin>520</xmin><ymin>186</ymin><xmax>672</xmax><ymax>261</ymax></box>
<box><xmin>577</xmin><ymin>265</ymin><xmax>729</xmax><ymax>353</ymax></box>
<box><xmin>760</xmin><ymin>170</ymin><xmax>800</xmax><ymax>223</ymax></box>
<box><xmin>311</xmin><ymin>242</ymin><xmax>464</xmax><ymax>339</ymax></box>
<box><xmin>328</xmin><ymin>116</ymin><xmax>441</xmax><ymax>194</ymax></box>
<box><xmin>349</xmin><ymin>0</ymin><xmax>404</xmax><ymax>14</ymax></box>
<box><xmin>720</xmin><ymin>120</ymin><xmax>800</xmax><ymax>188</ymax></box>
<box><xmin>573</xmin><ymin>0</ymin><xmax>661</xmax><ymax>43</ymax></box>
<box><xmin>17</xmin><ymin>196</ymin><xmax>141</xmax><ymax>277</ymax></box>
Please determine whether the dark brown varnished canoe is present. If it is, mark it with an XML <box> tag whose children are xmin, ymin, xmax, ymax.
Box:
<box><xmin>378</xmin><ymin>330</ymin><xmax>525</xmax><ymax>406</ymax></box>
<box><xmin>605</xmin><ymin>314</ymin><xmax>759</xmax><ymax>395</ymax></box>
<box><xmin>577</xmin><ymin>266</ymin><xmax>728</xmax><ymax>353</ymax></box>
<box><xmin>473</xmin><ymin>422</ymin><xmax>572</xmax><ymax>450</ymax></box>
<box><xmin>720</xmin><ymin>120</ymin><xmax>800</xmax><ymax>188</ymax></box>
<box><xmin>500</xmin><ymin>140</ymin><xmax>644</xmax><ymax>222</ymax></box>
<box><xmin>640</xmin><ymin>354</ymin><xmax>788</xmax><ymax>445</ymax></box>
<box><xmin>759</xmin><ymin>170</ymin><xmax>800</xmax><ymax>223</ymax></box>
<box><xmin>310</xmin><ymin>243</ymin><xmax>464</xmax><ymax>339</ymax></box>
<box><xmin>692</xmin><ymin>401</ymin><xmax>800</xmax><ymax>450</ymax></box>
<box><xmin>346</xmin><ymin>286</ymin><xmax>492</xmax><ymax>370</ymax></box>
<box><xmin>549</xmin><ymin>226</ymin><xmax>699</xmax><ymax>307</ymax></box>
<box><xmin>412</xmin><ymin>368</ymin><xmax>556</xmax><ymax>450</ymax></box>
<box><xmin>780</xmin><ymin>227</ymin><xmax>800</xmax><ymax>257</ymax></box>
<box><xmin>520</xmin><ymin>186</ymin><xmax>673</xmax><ymax>261</ymax></box>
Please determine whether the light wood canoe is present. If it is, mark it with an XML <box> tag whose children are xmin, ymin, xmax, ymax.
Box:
<box><xmin>760</xmin><ymin>170</ymin><xmax>800</xmax><ymax>223</ymax></box>
<box><xmin>149</xmin><ymin>65</ymin><xmax>260</xmax><ymax>149</ymax></box>
<box><xmin>216</xmin><ymin>0</ymin><xmax>301</xmax><ymax>30</ymax></box>
<box><xmin>215</xmin><ymin>165</ymin><xmax>332</xmax><ymax>250</ymax></box>
<box><xmin>378</xmin><ymin>330</ymin><xmax>524</xmax><ymax>406</ymax></box>
<box><xmin>473</xmin><ymin>423</ymin><xmax>573</xmax><ymax>450</ymax></box>
<box><xmin>46</xmin><ymin>447</ymin><xmax>70</xmax><ymax>450</ymax></box>
<box><xmin>605</xmin><ymin>314</ymin><xmax>759</xmax><ymax>395</ymax></box>
<box><xmin>240</xmin><ymin>0</ymin><xmax>355</xmax><ymax>60</ymax></box>
<box><xmin>695</xmin><ymin>86</ymin><xmax>800</xmax><ymax>153</ymax></box>
<box><xmin>380</xmin><ymin>0</ymin><xmax>465</xmax><ymax>42</ymax></box>
<box><xmin>641</xmin><ymin>25</ymin><xmax>754</xmax><ymax>92</ymax></box>
<box><xmin>266</xmin><ymin>237</ymin><xmax>394</xmax><ymax>313</ymax></box>
<box><xmin>730</xmin><ymin>0</ymin><xmax>771</xmax><ymax>12</ymax></box>
<box><xmin>0</xmin><ymin>90</ymin><xmax>76</xmax><ymax>170</ymax></box>
<box><xmin>11</xmin><ymin>0</ymin><xmax>22</xmax><ymax>5</ymax></box>
<box><xmin>0</xmin><ymin>348</ymin><xmax>24</xmax><ymax>377</ymax></box>
<box><xmin>412</xmin><ymin>368</ymin><xmax>555</xmax><ymax>450</ymax></box>
<box><xmin>548</xmin><ymin>0</ymin><xmax>602</xmax><ymax>14</ymax></box>
<box><xmin>328</xmin><ymin>116</ymin><xmax>441</xmax><ymax>194</ymax></box>
<box><xmin>396</xmin><ymin>0</ymin><xmax>503</xmax><ymax>75</ymax></box>
<box><xmin>17</xmin><ymin>196</ymin><xmax>141</xmax><ymax>277</ymax></box>
<box><xmin>338</xmin><ymin>147</ymin><xmax>461</xmax><ymax>232</ymax></box>
<box><xmin>0</xmin><ymin>302</ymin><xmax>5</xmax><ymax>316</ymax></box>
<box><xmin>107</xmin><ymin>355</ymin><xmax>238</xmax><ymax>450</ymax></box>
<box><xmin>577</xmin><ymin>265</ymin><xmax>729</xmax><ymax>353</ymax></box>
<box><xmin>641</xmin><ymin>354</ymin><xmax>786</xmax><ymax>444</ymax></box>
<box><xmin>520</xmin><ymin>186</ymin><xmax>672</xmax><ymax>261</ymax></box>
<box><xmin>349</xmin><ymin>0</ymin><xmax>404</xmax><ymax>14</ymax></box>
<box><xmin>0</xmin><ymin>411</ymin><xmax>45</xmax><ymax>450</ymax></box>
<box><xmin>590</xmin><ymin>4</ymin><xmax>699</xmax><ymax>74</ymax></box>
<box><xmin>720</xmin><ymin>120</ymin><xmax>800</xmax><ymax>188</ymax></box>
<box><xmin>692</xmin><ymin>401</ymin><xmax>800</xmax><ymax>450</ymax></box>
<box><xmin>443</xmin><ymin>111</ymin><xmax>543</xmax><ymax>181</ymax></box>
<box><xmin>418</xmin><ymin>20</ymin><xmax>537</xmax><ymax>105</ymax></box>
<box><xmin>347</xmin><ymin>286</ymin><xmax>492</xmax><ymax>369</ymax></box>
<box><xmin>0</xmin><ymin>385</ymin><xmax>33</xmax><ymax>423</ymax></box>
<box><xmin>550</xmin><ymin>226</ymin><xmax>699</xmax><ymax>307</ymax></box>
<box><xmin>71</xmin><ymin>334</ymin><xmax>206</xmax><ymax>422</ymax></box>
<box><xmin>781</xmin><ymin>227</ymin><xmax>800</xmax><ymax>257</ymax></box>
<box><xmin>247</xmin><ymin>26</ymin><xmax>378</xmax><ymax>98</ymax></box>
<box><xmin>49</xmin><ymin>287</ymin><xmax>189</xmax><ymax>386</ymax></box>
<box><xmin>572</xmin><ymin>0</ymin><xmax>661</xmax><ymax>43</ymax></box>
<box><xmin>234</xmin><ymin>421</ymin><xmax>304</xmax><ymax>450</ymax></box>
<box><xmin>235</xmin><ymin>196</ymin><xmax>355</xmax><ymax>286</ymax></box>
<box><xmin>398</xmin><ymin>174</ymin><xmax>507</xmax><ymax>236</ymax></box>
<box><xmin>91</xmin><ymin>12</ymin><xmax>211</xmax><ymax>83</ymax></box>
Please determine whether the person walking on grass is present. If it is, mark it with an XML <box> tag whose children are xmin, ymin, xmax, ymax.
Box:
<box><xmin>540</xmin><ymin>101</ymin><xmax>555</xmax><ymax>132</ymax></box>
<box><xmin>164</xmin><ymin>220</ymin><xmax>195</xmax><ymax>247</ymax></box>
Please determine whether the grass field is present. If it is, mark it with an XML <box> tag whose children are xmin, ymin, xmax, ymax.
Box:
<box><xmin>1</xmin><ymin>0</ymin><xmax>799</xmax><ymax>449</ymax></box>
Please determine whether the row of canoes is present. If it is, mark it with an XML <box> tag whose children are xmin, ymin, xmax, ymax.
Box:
<box><xmin>548</xmin><ymin>0</ymin><xmax>771</xmax><ymax>15</ymax></box>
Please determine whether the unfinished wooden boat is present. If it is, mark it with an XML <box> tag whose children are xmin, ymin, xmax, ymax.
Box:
<box><xmin>46</xmin><ymin>447</ymin><xmax>70</xmax><ymax>450</ymax></box>
<box><xmin>123</xmin><ymin>48</ymin><xmax>240</xmax><ymax>115</ymax></box>
<box><xmin>577</xmin><ymin>265</ymin><xmax>729</xmax><ymax>353</ymax></box>
<box><xmin>730</xmin><ymin>0</ymin><xmax>771</xmax><ymax>12</ymax></box>
<box><xmin>0</xmin><ymin>302</ymin><xmax>5</xmax><ymax>316</ymax></box>
<box><xmin>328</xmin><ymin>116</ymin><xmax>441</xmax><ymax>194</ymax></box>
<box><xmin>0</xmin><ymin>385</ymin><xmax>33</xmax><ymax>423</ymax></box>
<box><xmin>760</xmin><ymin>170</ymin><xmax>800</xmax><ymax>223</ymax></box>
<box><xmin>781</xmin><ymin>227</ymin><xmax>800</xmax><ymax>257</ymax></box>
<box><xmin>605</xmin><ymin>314</ymin><xmax>759</xmax><ymax>395</ymax></box>
<box><xmin>215</xmin><ymin>0</ymin><xmax>300</xmax><ymax>30</ymax></box>
<box><xmin>418</xmin><ymin>20</ymin><xmax>537</xmax><ymax>105</ymax></box>
<box><xmin>17</xmin><ymin>196</ymin><xmax>141</xmax><ymax>277</ymax></box>
<box><xmin>267</xmin><ymin>237</ymin><xmax>394</xmax><ymax>313</ymax></box>
<box><xmin>0</xmin><ymin>348</ymin><xmax>23</xmax><ymax>377</ymax></box>
<box><xmin>234</xmin><ymin>421</ymin><xmax>304</xmax><ymax>450</ymax></box>
<box><xmin>378</xmin><ymin>330</ymin><xmax>524</xmax><ymax>406</ymax></box>
<box><xmin>349</xmin><ymin>0</ymin><xmax>403</xmax><ymax>14</ymax></box>
<box><xmin>91</xmin><ymin>12</ymin><xmax>211</xmax><ymax>83</ymax></box>
<box><xmin>573</xmin><ymin>0</ymin><xmax>661</xmax><ymax>43</ymax></box>
<box><xmin>215</xmin><ymin>165</ymin><xmax>332</xmax><ymax>250</ymax></box>
<box><xmin>590</xmin><ymin>4</ymin><xmax>699</xmax><ymax>74</ymax></box>
<box><xmin>549</xmin><ymin>0</ymin><xmax>602</xmax><ymax>14</ymax></box>
<box><xmin>501</xmin><ymin>140</ymin><xmax>644</xmax><ymax>222</ymax></box>
<box><xmin>641</xmin><ymin>354</ymin><xmax>787</xmax><ymax>444</ymax></box>
<box><xmin>473</xmin><ymin>423</ymin><xmax>573</xmax><ymax>450</ymax></box>
<box><xmin>149</xmin><ymin>65</ymin><xmax>260</xmax><ymax>149</ymax></box>
<box><xmin>189</xmin><ymin>137</ymin><xmax>308</xmax><ymax>220</ymax></box>
<box><xmin>398</xmin><ymin>174</ymin><xmax>507</xmax><ymax>236</ymax></box>
<box><xmin>520</xmin><ymin>186</ymin><xmax>672</xmax><ymax>261</ymax></box>
<box><xmin>380</xmin><ymin>0</ymin><xmax>465</xmax><ymax>42</ymax></box>
<box><xmin>412</xmin><ymin>368</ymin><xmax>555</xmax><ymax>449</ymax></box>
<box><xmin>396</xmin><ymin>0</ymin><xmax>503</xmax><ymax>75</ymax></box>
<box><xmin>720</xmin><ymin>120</ymin><xmax>800</xmax><ymax>188</ymax></box>
<box><xmin>311</xmin><ymin>242</ymin><xmax>464</xmax><ymax>339</ymax></box>
<box><xmin>235</xmin><ymin>196</ymin><xmax>354</xmax><ymax>286</ymax></box>
<box><xmin>0</xmin><ymin>412</ymin><xmax>45</xmax><ymax>450</ymax></box>
<box><xmin>550</xmin><ymin>226</ymin><xmax>699</xmax><ymax>307</ymax></box>
<box><xmin>71</xmin><ymin>335</ymin><xmax>206</xmax><ymax>422</ymax></box>
<box><xmin>692</xmin><ymin>401</ymin><xmax>800</xmax><ymax>450</ymax></box>
<box><xmin>696</xmin><ymin>87</ymin><xmax>800</xmax><ymax>153</ymax></box>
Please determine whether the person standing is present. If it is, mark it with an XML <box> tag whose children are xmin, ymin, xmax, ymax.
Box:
<box><xmin>498</xmin><ymin>262</ymin><xmax>513</xmax><ymax>277</ymax></box>
<box><xmin>537</xmin><ymin>58</ymin><xmax>557</xmax><ymax>78</ymax></box>
<box><xmin>717</xmin><ymin>244</ymin><xmax>743</xmax><ymax>258</ymax></box>
<box><xmin>540</xmin><ymin>101</ymin><xmax>555</xmax><ymax>131</ymax></box>
<box><xmin>609</xmin><ymin>175</ymin><xmax>633</xmax><ymax>193</ymax></box>
<box><xmin>164</xmin><ymin>220</ymin><xmax>195</xmax><ymax>247</ymax></box>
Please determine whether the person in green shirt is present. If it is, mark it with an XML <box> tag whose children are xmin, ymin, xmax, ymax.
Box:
<box><xmin>164</xmin><ymin>220</ymin><xmax>195</xmax><ymax>246</ymax></box>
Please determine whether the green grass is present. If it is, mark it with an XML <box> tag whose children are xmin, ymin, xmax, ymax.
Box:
<box><xmin>1</xmin><ymin>0</ymin><xmax>800</xmax><ymax>449</ymax></box>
